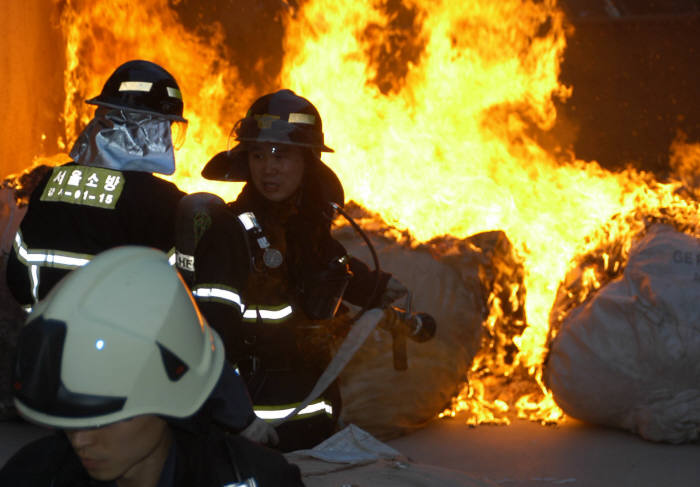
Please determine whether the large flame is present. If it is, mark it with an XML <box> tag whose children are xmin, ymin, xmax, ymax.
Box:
<box><xmin>30</xmin><ymin>0</ymin><xmax>700</xmax><ymax>424</ymax></box>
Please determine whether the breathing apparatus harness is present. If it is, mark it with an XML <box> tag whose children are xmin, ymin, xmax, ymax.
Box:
<box><xmin>237</xmin><ymin>200</ymin><xmax>435</xmax><ymax>342</ymax></box>
<box><xmin>235</xmin><ymin>200</ymin><xmax>436</xmax><ymax>426</ymax></box>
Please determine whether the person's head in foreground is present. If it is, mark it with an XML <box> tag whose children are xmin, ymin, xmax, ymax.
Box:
<box><xmin>11</xmin><ymin>245</ymin><xmax>222</xmax><ymax>485</ymax></box>
<box><xmin>201</xmin><ymin>89</ymin><xmax>344</xmax><ymax>208</ymax></box>
<box><xmin>4</xmin><ymin>246</ymin><xmax>303</xmax><ymax>486</ymax></box>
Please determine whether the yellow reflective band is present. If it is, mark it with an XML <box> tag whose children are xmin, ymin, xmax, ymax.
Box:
<box><xmin>30</xmin><ymin>265</ymin><xmax>39</xmax><ymax>302</ymax></box>
<box><xmin>166</xmin><ymin>86</ymin><xmax>182</xmax><ymax>100</ymax></box>
<box><xmin>192</xmin><ymin>286</ymin><xmax>244</xmax><ymax>312</ymax></box>
<box><xmin>13</xmin><ymin>230</ymin><xmax>94</xmax><ymax>304</ymax></box>
<box><xmin>242</xmin><ymin>304</ymin><xmax>293</xmax><ymax>323</ymax></box>
<box><xmin>254</xmin><ymin>400</ymin><xmax>333</xmax><ymax>421</ymax></box>
<box><xmin>119</xmin><ymin>81</ymin><xmax>153</xmax><ymax>92</ymax></box>
<box><xmin>14</xmin><ymin>231</ymin><xmax>92</xmax><ymax>269</ymax></box>
<box><xmin>288</xmin><ymin>112</ymin><xmax>315</xmax><ymax>125</ymax></box>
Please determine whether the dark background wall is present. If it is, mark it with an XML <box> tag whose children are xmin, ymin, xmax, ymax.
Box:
<box><xmin>556</xmin><ymin>13</ymin><xmax>700</xmax><ymax>175</ymax></box>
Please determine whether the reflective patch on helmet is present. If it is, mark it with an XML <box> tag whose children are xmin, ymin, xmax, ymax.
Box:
<box><xmin>254</xmin><ymin>113</ymin><xmax>280</xmax><ymax>129</ymax></box>
<box><xmin>288</xmin><ymin>112</ymin><xmax>315</xmax><ymax>125</ymax></box>
<box><xmin>118</xmin><ymin>81</ymin><xmax>153</xmax><ymax>92</ymax></box>
<box><xmin>166</xmin><ymin>86</ymin><xmax>182</xmax><ymax>100</ymax></box>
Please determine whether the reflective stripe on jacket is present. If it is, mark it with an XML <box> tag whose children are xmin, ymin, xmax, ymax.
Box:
<box><xmin>254</xmin><ymin>399</ymin><xmax>333</xmax><ymax>422</ymax></box>
<box><xmin>5</xmin><ymin>162</ymin><xmax>184</xmax><ymax>307</ymax></box>
<box><xmin>193</xmin><ymin>284</ymin><xmax>294</xmax><ymax>324</ymax></box>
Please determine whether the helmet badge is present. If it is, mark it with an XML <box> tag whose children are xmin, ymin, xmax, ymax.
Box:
<box><xmin>254</xmin><ymin>113</ymin><xmax>280</xmax><ymax>129</ymax></box>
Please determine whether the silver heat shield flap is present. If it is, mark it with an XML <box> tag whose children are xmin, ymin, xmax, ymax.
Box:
<box><xmin>69</xmin><ymin>109</ymin><xmax>176</xmax><ymax>175</ymax></box>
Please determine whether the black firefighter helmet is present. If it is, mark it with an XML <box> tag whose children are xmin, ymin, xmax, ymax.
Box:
<box><xmin>202</xmin><ymin>89</ymin><xmax>344</xmax><ymax>205</ymax></box>
<box><xmin>86</xmin><ymin>59</ymin><xmax>187</xmax><ymax>122</ymax></box>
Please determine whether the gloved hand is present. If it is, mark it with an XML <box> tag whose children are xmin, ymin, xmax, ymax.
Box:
<box><xmin>240</xmin><ymin>417</ymin><xmax>280</xmax><ymax>446</ymax></box>
<box><xmin>380</xmin><ymin>276</ymin><xmax>408</xmax><ymax>307</ymax></box>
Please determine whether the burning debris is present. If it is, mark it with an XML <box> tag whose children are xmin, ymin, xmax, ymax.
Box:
<box><xmin>1</xmin><ymin>165</ymin><xmax>54</xmax><ymax>208</ymax></box>
<box><xmin>332</xmin><ymin>202</ymin><xmax>540</xmax><ymax>435</ymax></box>
<box><xmin>2</xmin><ymin>0</ymin><xmax>699</xmax><ymax>437</ymax></box>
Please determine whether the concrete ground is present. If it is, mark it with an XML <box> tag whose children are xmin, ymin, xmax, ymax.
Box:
<box><xmin>2</xmin><ymin>414</ymin><xmax>699</xmax><ymax>486</ymax></box>
<box><xmin>387</xmin><ymin>415</ymin><xmax>700</xmax><ymax>487</ymax></box>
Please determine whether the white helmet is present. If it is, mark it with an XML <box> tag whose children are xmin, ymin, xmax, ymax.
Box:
<box><xmin>13</xmin><ymin>246</ymin><xmax>225</xmax><ymax>429</ymax></box>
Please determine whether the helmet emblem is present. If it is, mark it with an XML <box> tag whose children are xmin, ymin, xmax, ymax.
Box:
<box><xmin>254</xmin><ymin>113</ymin><xmax>280</xmax><ymax>129</ymax></box>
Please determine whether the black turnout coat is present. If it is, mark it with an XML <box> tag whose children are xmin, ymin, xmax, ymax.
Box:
<box><xmin>0</xmin><ymin>426</ymin><xmax>305</xmax><ymax>486</ymax></box>
<box><xmin>6</xmin><ymin>162</ymin><xmax>185</xmax><ymax>307</ymax></box>
<box><xmin>187</xmin><ymin>183</ymin><xmax>390</xmax><ymax>452</ymax></box>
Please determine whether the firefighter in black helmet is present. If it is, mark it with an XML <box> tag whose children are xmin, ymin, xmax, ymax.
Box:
<box><xmin>6</xmin><ymin>60</ymin><xmax>188</xmax><ymax>310</ymax></box>
<box><xmin>176</xmin><ymin>89</ymin><xmax>408</xmax><ymax>451</ymax></box>
<box><xmin>5</xmin><ymin>59</ymin><xmax>266</xmax><ymax>437</ymax></box>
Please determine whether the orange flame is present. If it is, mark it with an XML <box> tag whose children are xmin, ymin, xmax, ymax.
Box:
<box><xmin>38</xmin><ymin>0</ymin><xmax>700</xmax><ymax>425</ymax></box>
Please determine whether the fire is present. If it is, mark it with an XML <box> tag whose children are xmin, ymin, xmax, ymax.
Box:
<box><xmin>26</xmin><ymin>0</ymin><xmax>700</xmax><ymax>425</ymax></box>
<box><xmin>56</xmin><ymin>0</ymin><xmax>257</xmax><ymax>201</ymax></box>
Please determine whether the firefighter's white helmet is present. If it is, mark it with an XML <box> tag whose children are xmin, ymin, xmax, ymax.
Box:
<box><xmin>13</xmin><ymin>246</ymin><xmax>224</xmax><ymax>429</ymax></box>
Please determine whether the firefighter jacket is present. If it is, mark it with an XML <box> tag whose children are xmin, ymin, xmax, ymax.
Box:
<box><xmin>0</xmin><ymin>426</ymin><xmax>305</xmax><ymax>486</ymax></box>
<box><xmin>6</xmin><ymin>162</ymin><xmax>185</xmax><ymax>308</ymax></box>
<box><xmin>187</xmin><ymin>184</ymin><xmax>391</xmax><ymax>452</ymax></box>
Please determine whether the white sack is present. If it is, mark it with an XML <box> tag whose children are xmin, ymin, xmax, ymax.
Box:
<box><xmin>286</xmin><ymin>425</ymin><xmax>497</xmax><ymax>487</ymax></box>
<box><xmin>333</xmin><ymin>225</ymin><xmax>485</xmax><ymax>440</ymax></box>
<box><xmin>545</xmin><ymin>224</ymin><xmax>700</xmax><ymax>443</ymax></box>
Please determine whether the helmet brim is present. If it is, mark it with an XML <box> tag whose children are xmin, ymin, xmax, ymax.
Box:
<box><xmin>201</xmin><ymin>145</ymin><xmax>249</xmax><ymax>182</ymax></box>
<box><xmin>201</xmin><ymin>145</ymin><xmax>344</xmax><ymax>206</ymax></box>
<box><xmin>202</xmin><ymin>139</ymin><xmax>334</xmax><ymax>182</ymax></box>
<box><xmin>86</xmin><ymin>98</ymin><xmax>188</xmax><ymax>123</ymax></box>
<box><xmin>14</xmin><ymin>329</ymin><xmax>225</xmax><ymax>430</ymax></box>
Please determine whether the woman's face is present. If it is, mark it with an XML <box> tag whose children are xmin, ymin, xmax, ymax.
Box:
<box><xmin>248</xmin><ymin>142</ymin><xmax>305</xmax><ymax>202</ymax></box>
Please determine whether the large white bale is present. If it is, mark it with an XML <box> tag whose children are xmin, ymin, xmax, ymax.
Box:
<box><xmin>333</xmin><ymin>224</ymin><xmax>485</xmax><ymax>439</ymax></box>
<box><xmin>546</xmin><ymin>224</ymin><xmax>700</xmax><ymax>443</ymax></box>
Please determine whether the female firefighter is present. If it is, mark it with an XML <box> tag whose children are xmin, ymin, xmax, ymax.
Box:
<box><xmin>178</xmin><ymin>89</ymin><xmax>407</xmax><ymax>451</ymax></box>
<box><xmin>0</xmin><ymin>246</ymin><xmax>304</xmax><ymax>486</ymax></box>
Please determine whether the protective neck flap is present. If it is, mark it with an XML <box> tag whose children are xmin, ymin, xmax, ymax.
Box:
<box><xmin>69</xmin><ymin>109</ymin><xmax>176</xmax><ymax>175</ymax></box>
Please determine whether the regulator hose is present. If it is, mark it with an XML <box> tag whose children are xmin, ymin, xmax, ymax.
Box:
<box><xmin>330</xmin><ymin>202</ymin><xmax>382</xmax><ymax>324</ymax></box>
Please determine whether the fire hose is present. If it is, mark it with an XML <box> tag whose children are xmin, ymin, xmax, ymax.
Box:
<box><xmin>271</xmin><ymin>204</ymin><xmax>437</xmax><ymax>426</ymax></box>
<box><xmin>331</xmin><ymin>201</ymin><xmax>436</xmax><ymax>370</ymax></box>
